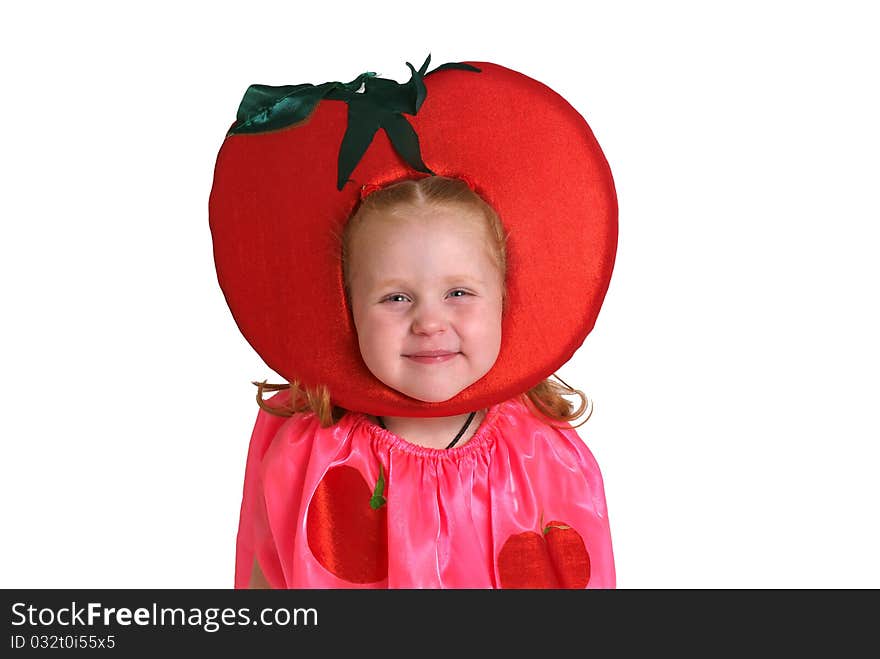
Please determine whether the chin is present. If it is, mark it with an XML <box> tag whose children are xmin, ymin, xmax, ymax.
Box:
<box><xmin>371</xmin><ymin>365</ymin><xmax>480</xmax><ymax>403</ymax></box>
<box><xmin>394</xmin><ymin>381</ymin><xmax>471</xmax><ymax>403</ymax></box>
<box><xmin>413</xmin><ymin>393</ymin><xmax>457</xmax><ymax>403</ymax></box>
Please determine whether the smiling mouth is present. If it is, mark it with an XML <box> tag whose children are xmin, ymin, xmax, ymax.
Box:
<box><xmin>404</xmin><ymin>352</ymin><xmax>460</xmax><ymax>364</ymax></box>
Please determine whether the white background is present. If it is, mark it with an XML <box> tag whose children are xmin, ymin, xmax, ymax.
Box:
<box><xmin>2</xmin><ymin>1</ymin><xmax>878</xmax><ymax>589</ymax></box>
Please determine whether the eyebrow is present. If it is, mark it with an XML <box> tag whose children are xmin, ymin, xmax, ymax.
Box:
<box><xmin>375</xmin><ymin>276</ymin><xmax>486</xmax><ymax>289</ymax></box>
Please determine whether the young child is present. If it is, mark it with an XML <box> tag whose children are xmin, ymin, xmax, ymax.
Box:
<box><xmin>209</xmin><ymin>56</ymin><xmax>618</xmax><ymax>588</ymax></box>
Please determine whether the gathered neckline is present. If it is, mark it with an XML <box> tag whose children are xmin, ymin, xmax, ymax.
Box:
<box><xmin>352</xmin><ymin>400</ymin><xmax>510</xmax><ymax>459</ymax></box>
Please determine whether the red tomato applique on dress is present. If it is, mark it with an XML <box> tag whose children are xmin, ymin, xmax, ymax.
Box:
<box><xmin>306</xmin><ymin>464</ymin><xmax>388</xmax><ymax>583</ymax></box>
<box><xmin>497</xmin><ymin>519</ymin><xmax>591</xmax><ymax>589</ymax></box>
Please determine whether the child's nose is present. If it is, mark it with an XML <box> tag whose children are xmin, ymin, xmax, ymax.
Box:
<box><xmin>411</xmin><ymin>301</ymin><xmax>449</xmax><ymax>335</ymax></box>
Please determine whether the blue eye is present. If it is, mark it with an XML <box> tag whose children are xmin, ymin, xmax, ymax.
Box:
<box><xmin>382</xmin><ymin>290</ymin><xmax>471</xmax><ymax>303</ymax></box>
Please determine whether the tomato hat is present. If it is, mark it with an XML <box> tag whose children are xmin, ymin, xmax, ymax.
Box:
<box><xmin>209</xmin><ymin>55</ymin><xmax>617</xmax><ymax>417</ymax></box>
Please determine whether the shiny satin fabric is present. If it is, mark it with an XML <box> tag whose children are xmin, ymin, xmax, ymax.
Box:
<box><xmin>235</xmin><ymin>396</ymin><xmax>615</xmax><ymax>588</ymax></box>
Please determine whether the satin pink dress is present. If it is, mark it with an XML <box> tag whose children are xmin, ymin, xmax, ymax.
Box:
<box><xmin>235</xmin><ymin>393</ymin><xmax>615</xmax><ymax>589</ymax></box>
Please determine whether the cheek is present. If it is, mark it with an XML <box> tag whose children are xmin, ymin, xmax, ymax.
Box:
<box><xmin>457</xmin><ymin>304</ymin><xmax>503</xmax><ymax>346</ymax></box>
<box><xmin>356</xmin><ymin>311</ymin><xmax>406</xmax><ymax>351</ymax></box>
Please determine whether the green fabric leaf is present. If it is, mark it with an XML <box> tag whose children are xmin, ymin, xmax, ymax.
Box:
<box><xmin>230</xmin><ymin>81</ymin><xmax>344</xmax><ymax>135</ymax></box>
<box><xmin>418</xmin><ymin>53</ymin><xmax>432</xmax><ymax>76</ymax></box>
<box><xmin>227</xmin><ymin>56</ymin><xmax>481</xmax><ymax>190</ymax></box>
<box><xmin>369</xmin><ymin>464</ymin><xmax>387</xmax><ymax>510</ymax></box>
<box><xmin>381</xmin><ymin>113</ymin><xmax>433</xmax><ymax>176</ymax></box>
<box><xmin>325</xmin><ymin>72</ymin><xmax>378</xmax><ymax>103</ymax></box>
<box><xmin>406</xmin><ymin>60</ymin><xmax>427</xmax><ymax>113</ymax></box>
<box><xmin>362</xmin><ymin>76</ymin><xmax>417</xmax><ymax>115</ymax></box>
<box><xmin>337</xmin><ymin>99</ymin><xmax>382</xmax><ymax>190</ymax></box>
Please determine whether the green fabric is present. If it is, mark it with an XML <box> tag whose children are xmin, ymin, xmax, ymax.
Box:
<box><xmin>228</xmin><ymin>54</ymin><xmax>481</xmax><ymax>190</ymax></box>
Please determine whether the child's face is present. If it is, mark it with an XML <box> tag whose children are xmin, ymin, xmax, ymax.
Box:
<box><xmin>348</xmin><ymin>205</ymin><xmax>504</xmax><ymax>403</ymax></box>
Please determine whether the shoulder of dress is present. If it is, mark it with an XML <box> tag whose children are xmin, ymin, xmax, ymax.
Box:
<box><xmin>497</xmin><ymin>396</ymin><xmax>598</xmax><ymax>457</ymax></box>
<box><xmin>496</xmin><ymin>395</ymin><xmax>576</xmax><ymax>432</ymax></box>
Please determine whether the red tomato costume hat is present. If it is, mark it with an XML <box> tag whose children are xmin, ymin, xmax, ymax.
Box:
<box><xmin>209</xmin><ymin>55</ymin><xmax>617</xmax><ymax>417</ymax></box>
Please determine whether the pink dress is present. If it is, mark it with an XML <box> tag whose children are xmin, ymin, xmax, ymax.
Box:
<box><xmin>235</xmin><ymin>393</ymin><xmax>615</xmax><ymax>588</ymax></box>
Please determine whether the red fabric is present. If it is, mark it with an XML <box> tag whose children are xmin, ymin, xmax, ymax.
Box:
<box><xmin>209</xmin><ymin>61</ymin><xmax>617</xmax><ymax>417</ymax></box>
<box><xmin>306</xmin><ymin>465</ymin><xmax>388</xmax><ymax>583</ymax></box>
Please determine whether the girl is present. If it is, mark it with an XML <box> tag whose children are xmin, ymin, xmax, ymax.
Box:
<box><xmin>210</xmin><ymin>56</ymin><xmax>618</xmax><ymax>589</ymax></box>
